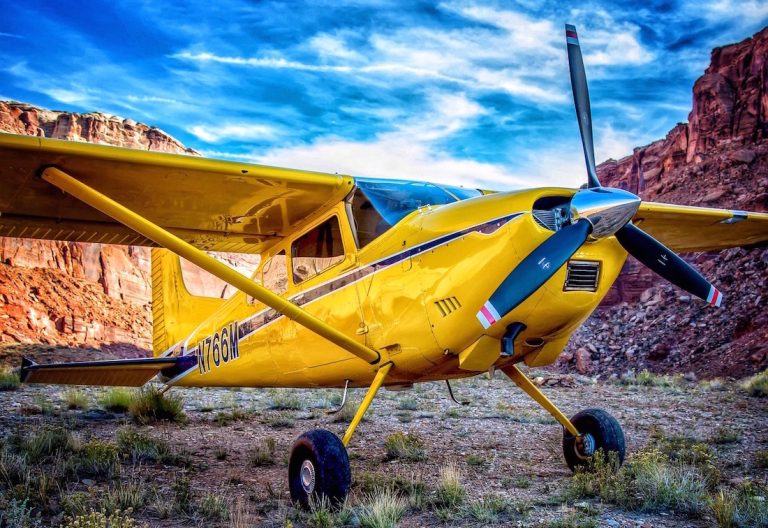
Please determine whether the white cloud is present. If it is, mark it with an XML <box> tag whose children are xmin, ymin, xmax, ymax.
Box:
<box><xmin>188</xmin><ymin>123</ymin><xmax>279</xmax><ymax>143</ymax></box>
<box><xmin>703</xmin><ymin>0</ymin><xmax>768</xmax><ymax>19</ymax></box>
<box><xmin>203</xmin><ymin>91</ymin><xmax>586</xmax><ymax>190</ymax></box>
<box><xmin>309</xmin><ymin>33</ymin><xmax>365</xmax><ymax>62</ymax></box>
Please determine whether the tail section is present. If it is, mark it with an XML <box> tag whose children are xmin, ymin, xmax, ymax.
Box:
<box><xmin>151</xmin><ymin>248</ymin><xmax>228</xmax><ymax>356</ymax></box>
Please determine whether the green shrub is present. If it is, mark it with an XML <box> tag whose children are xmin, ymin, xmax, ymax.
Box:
<box><xmin>268</xmin><ymin>389</ymin><xmax>304</xmax><ymax>410</ymax></box>
<box><xmin>2</xmin><ymin>498</ymin><xmax>38</xmax><ymax>527</ymax></box>
<box><xmin>62</xmin><ymin>509</ymin><xmax>145</xmax><ymax>528</ymax></box>
<box><xmin>128</xmin><ymin>389</ymin><xmax>185</xmax><ymax>424</ymax></box>
<box><xmin>73</xmin><ymin>441</ymin><xmax>120</xmax><ymax>479</ymax></box>
<box><xmin>569</xmin><ymin>448</ymin><xmax>711</xmax><ymax>515</ymax></box>
<box><xmin>115</xmin><ymin>428</ymin><xmax>190</xmax><ymax>467</ymax></box>
<box><xmin>384</xmin><ymin>432</ymin><xmax>426</xmax><ymax>462</ymax></box>
<box><xmin>0</xmin><ymin>369</ymin><xmax>21</xmax><ymax>391</ymax></box>
<box><xmin>396</xmin><ymin>397</ymin><xmax>419</xmax><ymax>411</ymax></box>
<box><xmin>98</xmin><ymin>388</ymin><xmax>134</xmax><ymax>413</ymax></box>
<box><xmin>741</xmin><ymin>369</ymin><xmax>768</xmax><ymax>397</ymax></box>
<box><xmin>172</xmin><ymin>475</ymin><xmax>193</xmax><ymax>514</ymax></box>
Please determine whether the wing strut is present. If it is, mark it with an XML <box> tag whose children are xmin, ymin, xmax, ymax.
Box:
<box><xmin>40</xmin><ymin>166</ymin><xmax>381</xmax><ymax>365</ymax></box>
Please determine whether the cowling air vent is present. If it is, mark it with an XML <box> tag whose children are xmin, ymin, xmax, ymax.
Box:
<box><xmin>564</xmin><ymin>260</ymin><xmax>600</xmax><ymax>292</ymax></box>
<box><xmin>434</xmin><ymin>296</ymin><xmax>462</xmax><ymax>317</ymax></box>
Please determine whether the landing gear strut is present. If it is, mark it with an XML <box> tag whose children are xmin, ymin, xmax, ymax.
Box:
<box><xmin>501</xmin><ymin>364</ymin><xmax>625</xmax><ymax>472</ymax></box>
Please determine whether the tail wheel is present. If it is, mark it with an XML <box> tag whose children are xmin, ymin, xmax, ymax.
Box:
<box><xmin>563</xmin><ymin>408</ymin><xmax>625</xmax><ymax>472</ymax></box>
<box><xmin>289</xmin><ymin>429</ymin><xmax>351</xmax><ymax>508</ymax></box>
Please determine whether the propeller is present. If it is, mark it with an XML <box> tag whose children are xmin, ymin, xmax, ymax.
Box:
<box><xmin>476</xmin><ymin>24</ymin><xmax>723</xmax><ymax>329</ymax></box>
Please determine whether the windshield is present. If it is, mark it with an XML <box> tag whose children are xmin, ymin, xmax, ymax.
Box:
<box><xmin>350</xmin><ymin>178</ymin><xmax>481</xmax><ymax>248</ymax></box>
<box><xmin>355</xmin><ymin>178</ymin><xmax>458</xmax><ymax>226</ymax></box>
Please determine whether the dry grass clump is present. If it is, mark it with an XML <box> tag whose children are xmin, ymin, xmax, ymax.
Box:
<box><xmin>434</xmin><ymin>461</ymin><xmax>465</xmax><ymax>509</ymax></box>
<box><xmin>569</xmin><ymin>448</ymin><xmax>711</xmax><ymax>515</ymax></box>
<box><xmin>199</xmin><ymin>491</ymin><xmax>230</xmax><ymax>521</ymax></box>
<box><xmin>710</xmin><ymin>481</ymin><xmax>768</xmax><ymax>528</ymax></box>
<box><xmin>466</xmin><ymin>494</ymin><xmax>513</xmax><ymax>523</ymax></box>
<box><xmin>383</xmin><ymin>432</ymin><xmax>426</xmax><ymax>462</ymax></box>
<box><xmin>249</xmin><ymin>437</ymin><xmax>277</xmax><ymax>467</ymax></box>
<box><xmin>358</xmin><ymin>488</ymin><xmax>408</xmax><ymax>528</ymax></box>
<box><xmin>741</xmin><ymin>369</ymin><xmax>768</xmax><ymax>397</ymax></box>
<box><xmin>62</xmin><ymin>389</ymin><xmax>90</xmax><ymax>410</ymax></box>
<box><xmin>14</xmin><ymin>426</ymin><xmax>80</xmax><ymax>463</ymax></box>
<box><xmin>128</xmin><ymin>388</ymin><xmax>186</xmax><ymax>424</ymax></box>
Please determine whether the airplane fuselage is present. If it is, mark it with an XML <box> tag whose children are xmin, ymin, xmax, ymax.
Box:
<box><xmin>164</xmin><ymin>186</ymin><xmax>627</xmax><ymax>389</ymax></box>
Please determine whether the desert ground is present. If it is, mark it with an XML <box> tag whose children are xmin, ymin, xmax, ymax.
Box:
<box><xmin>0</xmin><ymin>360</ymin><xmax>766</xmax><ymax>528</ymax></box>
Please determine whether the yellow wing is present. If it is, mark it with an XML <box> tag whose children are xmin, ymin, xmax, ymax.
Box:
<box><xmin>0</xmin><ymin>133</ymin><xmax>354</xmax><ymax>254</ymax></box>
<box><xmin>634</xmin><ymin>202</ymin><xmax>768</xmax><ymax>252</ymax></box>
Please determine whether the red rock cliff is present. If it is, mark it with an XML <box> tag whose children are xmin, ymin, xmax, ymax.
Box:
<box><xmin>598</xmin><ymin>27</ymin><xmax>768</xmax><ymax>304</ymax></box>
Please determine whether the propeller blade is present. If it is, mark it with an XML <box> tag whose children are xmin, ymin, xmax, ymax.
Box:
<box><xmin>477</xmin><ymin>218</ymin><xmax>592</xmax><ymax>329</ymax></box>
<box><xmin>615</xmin><ymin>223</ymin><xmax>723</xmax><ymax>307</ymax></box>
<box><xmin>565</xmin><ymin>24</ymin><xmax>601</xmax><ymax>189</ymax></box>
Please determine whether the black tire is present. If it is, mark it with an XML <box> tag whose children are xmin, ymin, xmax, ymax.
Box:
<box><xmin>563</xmin><ymin>408</ymin><xmax>625</xmax><ymax>472</ymax></box>
<box><xmin>288</xmin><ymin>429</ymin><xmax>351</xmax><ymax>508</ymax></box>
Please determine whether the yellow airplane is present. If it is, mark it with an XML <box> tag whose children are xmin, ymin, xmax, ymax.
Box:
<box><xmin>2</xmin><ymin>25</ymin><xmax>767</xmax><ymax>506</ymax></box>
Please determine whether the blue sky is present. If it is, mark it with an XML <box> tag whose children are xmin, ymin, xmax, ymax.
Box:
<box><xmin>1</xmin><ymin>1</ymin><xmax>766</xmax><ymax>190</ymax></box>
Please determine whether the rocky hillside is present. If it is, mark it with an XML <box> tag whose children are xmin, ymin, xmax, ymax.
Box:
<box><xmin>562</xmin><ymin>27</ymin><xmax>768</xmax><ymax>379</ymax></box>
<box><xmin>0</xmin><ymin>103</ymin><xmax>257</xmax><ymax>351</ymax></box>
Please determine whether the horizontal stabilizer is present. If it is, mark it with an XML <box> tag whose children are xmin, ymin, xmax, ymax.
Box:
<box><xmin>20</xmin><ymin>356</ymin><xmax>197</xmax><ymax>387</ymax></box>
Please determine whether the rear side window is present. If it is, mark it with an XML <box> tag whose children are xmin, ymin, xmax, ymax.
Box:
<box><xmin>292</xmin><ymin>216</ymin><xmax>345</xmax><ymax>283</ymax></box>
<box><xmin>261</xmin><ymin>250</ymin><xmax>288</xmax><ymax>296</ymax></box>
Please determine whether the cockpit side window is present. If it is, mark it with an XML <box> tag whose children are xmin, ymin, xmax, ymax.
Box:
<box><xmin>350</xmin><ymin>187</ymin><xmax>389</xmax><ymax>249</ymax></box>
<box><xmin>291</xmin><ymin>216</ymin><xmax>345</xmax><ymax>284</ymax></box>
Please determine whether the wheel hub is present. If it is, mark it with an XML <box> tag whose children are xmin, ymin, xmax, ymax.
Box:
<box><xmin>300</xmin><ymin>460</ymin><xmax>316</xmax><ymax>494</ymax></box>
<box><xmin>575</xmin><ymin>433</ymin><xmax>596</xmax><ymax>459</ymax></box>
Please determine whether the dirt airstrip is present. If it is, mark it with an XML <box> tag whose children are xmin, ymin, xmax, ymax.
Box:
<box><xmin>0</xmin><ymin>362</ymin><xmax>766</xmax><ymax>528</ymax></box>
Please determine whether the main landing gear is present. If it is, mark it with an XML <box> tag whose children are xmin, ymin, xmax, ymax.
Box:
<box><xmin>288</xmin><ymin>362</ymin><xmax>625</xmax><ymax>507</ymax></box>
<box><xmin>288</xmin><ymin>362</ymin><xmax>392</xmax><ymax>506</ymax></box>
